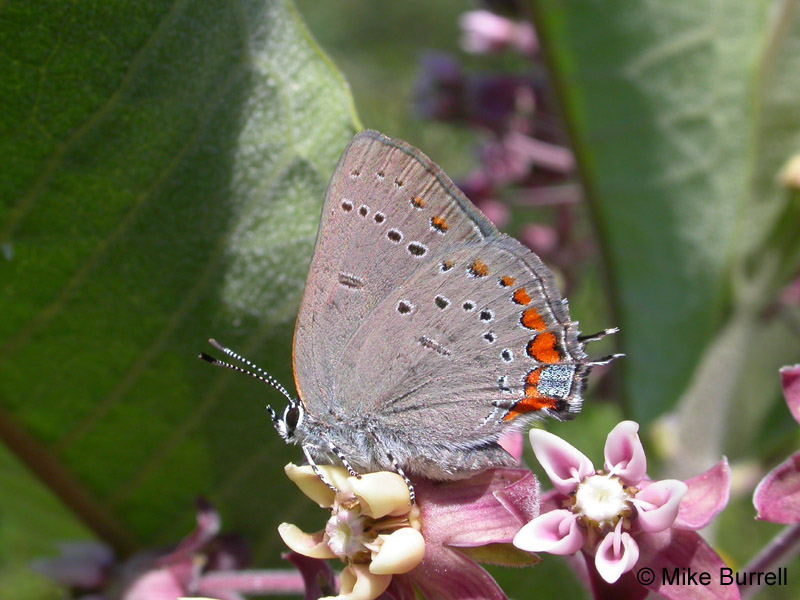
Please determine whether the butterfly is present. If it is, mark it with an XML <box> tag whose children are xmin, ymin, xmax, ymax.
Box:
<box><xmin>203</xmin><ymin>131</ymin><xmax>618</xmax><ymax>502</ymax></box>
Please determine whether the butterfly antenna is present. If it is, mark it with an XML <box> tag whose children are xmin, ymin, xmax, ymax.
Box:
<box><xmin>200</xmin><ymin>341</ymin><xmax>295</xmax><ymax>405</ymax></box>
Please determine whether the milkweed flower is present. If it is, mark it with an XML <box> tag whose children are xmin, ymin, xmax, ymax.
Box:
<box><xmin>753</xmin><ymin>364</ymin><xmax>800</xmax><ymax>523</ymax></box>
<box><xmin>280</xmin><ymin>463</ymin><xmax>540</xmax><ymax>600</ymax></box>
<box><xmin>513</xmin><ymin>421</ymin><xmax>734</xmax><ymax>599</ymax></box>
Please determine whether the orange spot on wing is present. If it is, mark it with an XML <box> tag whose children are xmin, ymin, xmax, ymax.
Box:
<box><xmin>431</xmin><ymin>216</ymin><xmax>448</xmax><ymax>232</ymax></box>
<box><xmin>470</xmin><ymin>259</ymin><xmax>489</xmax><ymax>277</ymax></box>
<box><xmin>527</xmin><ymin>332</ymin><xmax>561</xmax><ymax>363</ymax></box>
<box><xmin>521</xmin><ymin>308</ymin><xmax>546</xmax><ymax>331</ymax></box>
<box><xmin>512</xmin><ymin>288</ymin><xmax>531</xmax><ymax>305</ymax></box>
<box><xmin>502</xmin><ymin>368</ymin><xmax>556</xmax><ymax>420</ymax></box>
<box><xmin>412</xmin><ymin>196</ymin><xmax>425</xmax><ymax>208</ymax></box>
<box><xmin>500</xmin><ymin>275</ymin><xmax>515</xmax><ymax>287</ymax></box>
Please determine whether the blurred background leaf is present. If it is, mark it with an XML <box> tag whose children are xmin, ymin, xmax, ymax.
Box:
<box><xmin>0</xmin><ymin>0</ymin><xmax>359</xmax><ymax>594</ymax></box>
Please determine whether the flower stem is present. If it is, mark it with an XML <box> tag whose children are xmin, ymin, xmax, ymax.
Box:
<box><xmin>740</xmin><ymin>522</ymin><xmax>800</xmax><ymax>599</ymax></box>
<box><xmin>197</xmin><ymin>569</ymin><xmax>307</xmax><ymax>595</ymax></box>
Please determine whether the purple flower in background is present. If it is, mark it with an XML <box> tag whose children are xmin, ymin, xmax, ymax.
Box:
<box><xmin>33</xmin><ymin>501</ymin><xmax>306</xmax><ymax>600</ymax></box>
<box><xmin>459</xmin><ymin>10</ymin><xmax>537</xmax><ymax>56</ymax></box>
<box><xmin>513</xmin><ymin>422</ymin><xmax>734</xmax><ymax>599</ymax></box>
<box><xmin>280</xmin><ymin>463</ymin><xmax>540</xmax><ymax>600</ymax></box>
<box><xmin>753</xmin><ymin>365</ymin><xmax>800</xmax><ymax>523</ymax></box>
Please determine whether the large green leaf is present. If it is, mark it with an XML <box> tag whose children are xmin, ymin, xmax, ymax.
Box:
<box><xmin>529</xmin><ymin>1</ymin><xmax>800</xmax><ymax>427</ymax></box>
<box><xmin>0</xmin><ymin>0</ymin><xmax>358</xmax><ymax>560</ymax></box>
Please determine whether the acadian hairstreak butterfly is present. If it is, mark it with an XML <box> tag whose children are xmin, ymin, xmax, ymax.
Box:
<box><xmin>202</xmin><ymin>130</ymin><xmax>619</xmax><ymax>502</ymax></box>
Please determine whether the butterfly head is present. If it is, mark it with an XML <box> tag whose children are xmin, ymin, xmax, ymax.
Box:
<box><xmin>271</xmin><ymin>399</ymin><xmax>305</xmax><ymax>442</ymax></box>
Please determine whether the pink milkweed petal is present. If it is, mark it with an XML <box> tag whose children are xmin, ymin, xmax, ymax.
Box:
<box><xmin>753</xmin><ymin>450</ymin><xmax>800</xmax><ymax>523</ymax></box>
<box><xmin>512</xmin><ymin>509</ymin><xmax>585</xmax><ymax>555</ymax></box>
<box><xmin>604</xmin><ymin>421</ymin><xmax>647</xmax><ymax>485</ymax></box>
<box><xmin>417</xmin><ymin>469</ymin><xmax>537</xmax><ymax>547</ymax></box>
<box><xmin>632</xmin><ymin>480</ymin><xmax>687</xmax><ymax>533</ymax></box>
<box><xmin>674</xmin><ymin>458</ymin><xmax>730</xmax><ymax>529</ymax></box>
<box><xmin>594</xmin><ymin>527</ymin><xmax>639</xmax><ymax>584</ymax></box>
<box><xmin>636</xmin><ymin>529</ymin><xmax>741</xmax><ymax>599</ymax></box>
<box><xmin>498</xmin><ymin>430</ymin><xmax>523</xmax><ymax>463</ymax></box>
<box><xmin>529</xmin><ymin>429</ymin><xmax>594</xmax><ymax>494</ymax></box>
<box><xmin>781</xmin><ymin>364</ymin><xmax>800</xmax><ymax>426</ymax></box>
<box><xmin>410</xmin><ymin>545</ymin><xmax>508</xmax><ymax>600</ymax></box>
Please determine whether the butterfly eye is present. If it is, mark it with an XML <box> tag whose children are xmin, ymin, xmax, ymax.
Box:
<box><xmin>284</xmin><ymin>404</ymin><xmax>301</xmax><ymax>433</ymax></box>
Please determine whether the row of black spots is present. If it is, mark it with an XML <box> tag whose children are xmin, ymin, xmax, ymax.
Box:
<box><xmin>350</xmin><ymin>167</ymin><xmax>386</xmax><ymax>181</ymax></box>
<box><xmin>434</xmin><ymin>295</ymin><xmax>449</xmax><ymax>310</ymax></box>
<box><xmin>341</xmin><ymin>198</ymin><xmax>387</xmax><ymax>226</ymax></box>
<box><xmin>501</xmin><ymin>349</ymin><xmax>514</xmax><ymax>363</ymax></box>
<box><xmin>483</xmin><ymin>331</ymin><xmax>496</xmax><ymax>344</ymax></box>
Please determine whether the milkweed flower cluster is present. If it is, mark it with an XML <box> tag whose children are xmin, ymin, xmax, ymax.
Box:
<box><xmin>512</xmin><ymin>421</ymin><xmax>734</xmax><ymax>599</ymax></box>
<box><xmin>280</xmin><ymin>463</ymin><xmax>540</xmax><ymax>600</ymax></box>
<box><xmin>279</xmin><ymin>420</ymin><xmax>734</xmax><ymax>600</ymax></box>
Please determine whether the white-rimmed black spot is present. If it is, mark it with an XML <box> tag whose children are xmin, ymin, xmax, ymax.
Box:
<box><xmin>397</xmin><ymin>300</ymin><xmax>414</xmax><ymax>314</ymax></box>
<box><xmin>358</xmin><ymin>205</ymin><xmax>369</xmax><ymax>217</ymax></box>
<box><xmin>479</xmin><ymin>310</ymin><xmax>494</xmax><ymax>322</ymax></box>
<box><xmin>374</xmin><ymin>212</ymin><xmax>386</xmax><ymax>224</ymax></box>
<box><xmin>462</xmin><ymin>301</ymin><xmax>475</xmax><ymax>311</ymax></box>
<box><xmin>434</xmin><ymin>295</ymin><xmax>449</xmax><ymax>310</ymax></box>
<box><xmin>498</xmin><ymin>375</ymin><xmax>511</xmax><ymax>392</ymax></box>
<box><xmin>387</xmin><ymin>229</ymin><xmax>403</xmax><ymax>243</ymax></box>
<box><xmin>407</xmin><ymin>242</ymin><xmax>428</xmax><ymax>257</ymax></box>
<box><xmin>341</xmin><ymin>200</ymin><xmax>353</xmax><ymax>211</ymax></box>
<box><xmin>377</xmin><ymin>170</ymin><xmax>385</xmax><ymax>180</ymax></box>
<box><xmin>501</xmin><ymin>349</ymin><xmax>513</xmax><ymax>363</ymax></box>
<box><xmin>484</xmin><ymin>331</ymin><xmax>496</xmax><ymax>343</ymax></box>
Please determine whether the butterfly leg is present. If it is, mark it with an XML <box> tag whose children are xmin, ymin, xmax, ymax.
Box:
<box><xmin>302</xmin><ymin>444</ymin><xmax>339</xmax><ymax>493</ymax></box>
<box><xmin>385</xmin><ymin>450</ymin><xmax>415</xmax><ymax>505</ymax></box>
<box><xmin>327</xmin><ymin>441</ymin><xmax>361</xmax><ymax>479</ymax></box>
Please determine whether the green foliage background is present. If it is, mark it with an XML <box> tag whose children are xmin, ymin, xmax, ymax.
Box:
<box><xmin>2</xmin><ymin>1</ymin><xmax>800</xmax><ymax>598</ymax></box>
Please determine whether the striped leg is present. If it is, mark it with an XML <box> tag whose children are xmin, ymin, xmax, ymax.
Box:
<box><xmin>386</xmin><ymin>450</ymin><xmax>415</xmax><ymax>505</ymax></box>
<box><xmin>328</xmin><ymin>441</ymin><xmax>361</xmax><ymax>478</ymax></box>
<box><xmin>302</xmin><ymin>444</ymin><xmax>338</xmax><ymax>493</ymax></box>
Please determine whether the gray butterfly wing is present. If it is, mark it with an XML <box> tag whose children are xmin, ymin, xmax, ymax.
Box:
<box><xmin>293</xmin><ymin>131</ymin><xmax>591</xmax><ymax>477</ymax></box>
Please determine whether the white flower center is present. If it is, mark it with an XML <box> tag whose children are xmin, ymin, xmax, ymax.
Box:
<box><xmin>325</xmin><ymin>507</ymin><xmax>367</xmax><ymax>560</ymax></box>
<box><xmin>574</xmin><ymin>474</ymin><xmax>629</xmax><ymax>525</ymax></box>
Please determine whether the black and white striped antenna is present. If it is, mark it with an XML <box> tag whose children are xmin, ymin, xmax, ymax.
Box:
<box><xmin>199</xmin><ymin>338</ymin><xmax>295</xmax><ymax>405</ymax></box>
